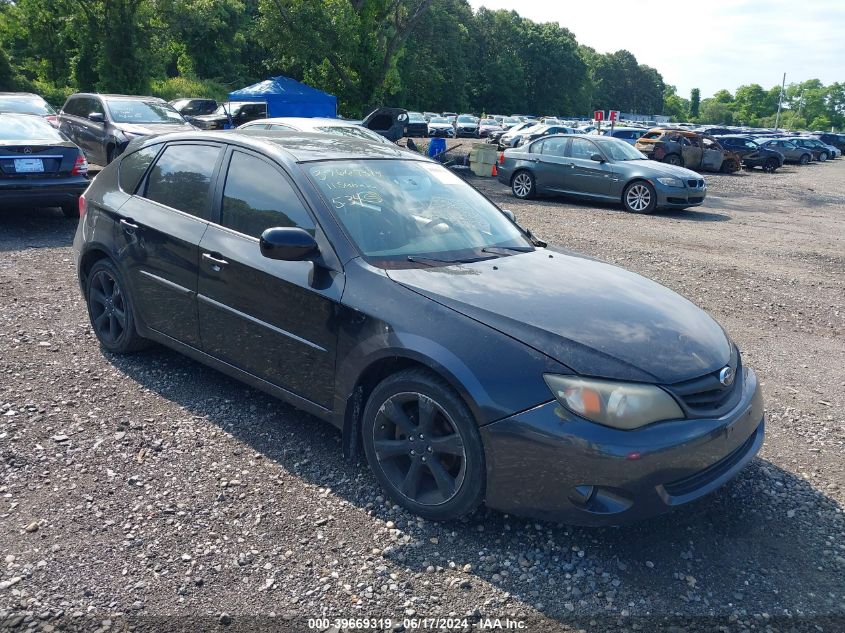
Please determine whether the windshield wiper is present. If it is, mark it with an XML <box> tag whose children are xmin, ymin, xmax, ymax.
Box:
<box><xmin>407</xmin><ymin>254</ymin><xmax>498</xmax><ymax>266</ymax></box>
<box><xmin>481</xmin><ymin>246</ymin><xmax>533</xmax><ymax>255</ymax></box>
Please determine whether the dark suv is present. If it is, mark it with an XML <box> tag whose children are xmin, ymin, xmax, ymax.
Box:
<box><xmin>817</xmin><ymin>133</ymin><xmax>845</xmax><ymax>153</ymax></box>
<box><xmin>59</xmin><ymin>93</ymin><xmax>194</xmax><ymax>165</ymax></box>
<box><xmin>169</xmin><ymin>98</ymin><xmax>218</xmax><ymax>125</ymax></box>
<box><xmin>714</xmin><ymin>135</ymin><xmax>784</xmax><ymax>172</ymax></box>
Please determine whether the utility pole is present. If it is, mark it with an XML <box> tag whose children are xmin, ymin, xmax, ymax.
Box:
<box><xmin>774</xmin><ymin>72</ymin><xmax>786</xmax><ymax>131</ymax></box>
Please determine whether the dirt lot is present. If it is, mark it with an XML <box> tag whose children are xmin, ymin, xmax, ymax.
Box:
<box><xmin>1</xmin><ymin>156</ymin><xmax>843</xmax><ymax>632</ymax></box>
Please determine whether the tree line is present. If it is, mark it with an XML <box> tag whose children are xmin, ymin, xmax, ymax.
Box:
<box><xmin>0</xmin><ymin>0</ymin><xmax>841</xmax><ymax>130</ymax></box>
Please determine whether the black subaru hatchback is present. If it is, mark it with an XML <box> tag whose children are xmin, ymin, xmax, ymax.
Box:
<box><xmin>73</xmin><ymin>130</ymin><xmax>764</xmax><ymax>525</ymax></box>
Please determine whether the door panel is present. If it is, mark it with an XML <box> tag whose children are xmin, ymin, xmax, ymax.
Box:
<box><xmin>564</xmin><ymin>137</ymin><xmax>613</xmax><ymax>196</ymax></box>
<box><xmin>197</xmin><ymin>227</ymin><xmax>343</xmax><ymax>408</ymax></box>
<box><xmin>114</xmin><ymin>197</ymin><xmax>208</xmax><ymax>346</ymax></box>
<box><xmin>533</xmin><ymin>137</ymin><xmax>569</xmax><ymax>191</ymax></box>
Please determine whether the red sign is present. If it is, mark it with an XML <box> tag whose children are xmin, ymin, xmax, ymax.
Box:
<box><xmin>593</xmin><ymin>110</ymin><xmax>605</xmax><ymax>121</ymax></box>
<box><xmin>608</xmin><ymin>110</ymin><xmax>620</xmax><ymax>122</ymax></box>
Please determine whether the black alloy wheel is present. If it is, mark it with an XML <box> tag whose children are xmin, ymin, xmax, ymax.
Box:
<box><xmin>763</xmin><ymin>158</ymin><xmax>779</xmax><ymax>173</ymax></box>
<box><xmin>362</xmin><ymin>369</ymin><xmax>484</xmax><ymax>520</ymax></box>
<box><xmin>86</xmin><ymin>259</ymin><xmax>147</xmax><ymax>353</ymax></box>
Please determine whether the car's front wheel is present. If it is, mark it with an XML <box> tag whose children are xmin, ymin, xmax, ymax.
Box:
<box><xmin>622</xmin><ymin>181</ymin><xmax>657</xmax><ymax>214</ymax></box>
<box><xmin>511</xmin><ymin>170</ymin><xmax>535</xmax><ymax>199</ymax></box>
<box><xmin>85</xmin><ymin>259</ymin><xmax>148</xmax><ymax>353</ymax></box>
<box><xmin>361</xmin><ymin>369</ymin><xmax>485</xmax><ymax>521</ymax></box>
<box><xmin>763</xmin><ymin>158</ymin><xmax>779</xmax><ymax>173</ymax></box>
<box><xmin>663</xmin><ymin>153</ymin><xmax>683</xmax><ymax>166</ymax></box>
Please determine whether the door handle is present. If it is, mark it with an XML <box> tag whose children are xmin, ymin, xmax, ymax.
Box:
<box><xmin>202</xmin><ymin>252</ymin><xmax>228</xmax><ymax>271</ymax></box>
<box><xmin>119</xmin><ymin>218</ymin><xmax>139</xmax><ymax>231</ymax></box>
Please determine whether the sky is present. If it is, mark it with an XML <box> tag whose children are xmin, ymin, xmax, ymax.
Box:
<box><xmin>467</xmin><ymin>0</ymin><xmax>845</xmax><ymax>99</ymax></box>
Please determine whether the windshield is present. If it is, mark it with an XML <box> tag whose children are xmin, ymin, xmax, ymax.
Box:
<box><xmin>0</xmin><ymin>97</ymin><xmax>54</xmax><ymax>116</ymax></box>
<box><xmin>308</xmin><ymin>160</ymin><xmax>532</xmax><ymax>265</ymax></box>
<box><xmin>430</xmin><ymin>117</ymin><xmax>449</xmax><ymax>124</ymax></box>
<box><xmin>503</xmin><ymin>117</ymin><xmax>519</xmax><ymax>124</ymax></box>
<box><xmin>106</xmin><ymin>100</ymin><xmax>184</xmax><ymax>124</ymax></box>
<box><xmin>480</xmin><ymin>119</ymin><xmax>496</xmax><ymax>125</ymax></box>
<box><xmin>408</xmin><ymin>112</ymin><xmax>425</xmax><ymax>122</ymax></box>
<box><xmin>457</xmin><ymin>115</ymin><xmax>476</xmax><ymax>123</ymax></box>
<box><xmin>315</xmin><ymin>125</ymin><xmax>386</xmax><ymax>144</ymax></box>
<box><xmin>0</xmin><ymin>115</ymin><xmax>64</xmax><ymax>141</ymax></box>
<box><xmin>603</xmin><ymin>139</ymin><xmax>647</xmax><ymax>161</ymax></box>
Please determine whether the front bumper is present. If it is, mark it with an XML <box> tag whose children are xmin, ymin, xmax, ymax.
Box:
<box><xmin>428</xmin><ymin>128</ymin><xmax>454</xmax><ymax>138</ymax></box>
<box><xmin>0</xmin><ymin>177</ymin><xmax>89</xmax><ymax>208</ymax></box>
<box><xmin>481</xmin><ymin>367</ymin><xmax>764</xmax><ymax>526</ymax></box>
<box><xmin>653</xmin><ymin>180</ymin><xmax>706</xmax><ymax>208</ymax></box>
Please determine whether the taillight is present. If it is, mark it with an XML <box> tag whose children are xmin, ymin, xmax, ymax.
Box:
<box><xmin>71</xmin><ymin>154</ymin><xmax>89</xmax><ymax>176</ymax></box>
<box><xmin>78</xmin><ymin>193</ymin><xmax>86</xmax><ymax>219</ymax></box>
<box><xmin>498</xmin><ymin>152</ymin><xmax>505</xmax><ymax>165</ymax></box>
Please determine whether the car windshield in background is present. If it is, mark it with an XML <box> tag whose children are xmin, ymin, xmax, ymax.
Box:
<box><xmin>480</xmin><ymin>119</ymin><xmax>497</xmax><ymax>125</ymax></box>
<box><xmin>314</xmin><ymin>125</ymin><xmax>386</xmax><ymax>143</ymax></box>
<box><xmin>0</xmin><ymin>97</ymin><xmax>55</xmax><ymax>116</ymax></box>
<box><xmin>430</xmin><ymin>117</ymin><xmax>449</xmax><ymax>123</ymax></box>
<box><xmin>603</xmin><ymin>139</ymin><xmax>648</xmax><ymax>161</ymax></box>
<box><xmin>0</xmin><ymin>115</ymin><xmax>63</xmax><ymax>141</ymax></box>
<box><xmin>408</xmin><ymin>112</ymin><xmax>425</xmax><ymax>122</ymax></box>
<box><xmin>307</xmin><ymin>160</ymin><xmax>532</xmax><ymax>265</ymax></box>
<box><xmin>106</xmin><ymin>100</ymin><xmax>184</xmax><ymax>124</ymax></box>
<box><xmin>457</xmin><ymin>115</ymin><xmax>476</xmax><ymax>123</ymax></box>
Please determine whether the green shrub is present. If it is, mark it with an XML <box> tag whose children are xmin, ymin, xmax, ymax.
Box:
<box><xmin>150</xmin><ymin>76</ymin><xmax>229</xmax><ymax>102</ymax></box>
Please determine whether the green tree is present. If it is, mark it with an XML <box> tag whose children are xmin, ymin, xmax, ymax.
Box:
<box><xmin>689</xmin><ymin>88</ymin><xmax>700</xmax><ymax>118</ymax></box>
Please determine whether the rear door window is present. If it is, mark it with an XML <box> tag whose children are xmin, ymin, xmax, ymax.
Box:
<box><xmin>219</xmin><ymin>151</ymin><xmax>315</xmax><ymax>238</ymax></box>
<box><xmin>143</xmin><ymin>143</ymin><xmax>222</xmax><ymax>219</ymax></box>
<box><xmin>119</xmin><ymin>144</ymin><xmax>162</xmax><ymax>194</ymax></box>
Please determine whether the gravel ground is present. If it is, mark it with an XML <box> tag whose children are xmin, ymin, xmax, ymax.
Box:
<box><xmin>1</xmin><ymin>155</ymin><xmax>843</xmax><ymax>633</ymax></box>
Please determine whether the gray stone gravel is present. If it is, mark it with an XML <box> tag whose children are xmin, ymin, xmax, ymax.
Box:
<box><xmin>0</xmin><ymin>157</ymin><xmax>843</xmax><ymax>632</ymax></box>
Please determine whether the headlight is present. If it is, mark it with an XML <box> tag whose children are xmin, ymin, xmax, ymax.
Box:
<box><xmin>656</xmin><ymin>177</ymin><xmax>683</xmax><ymax>187</ymax></box>
<box><xmin>544</xmin><ymin>374</ymin><xmax>683</xmax><ymax>430</ymax></box>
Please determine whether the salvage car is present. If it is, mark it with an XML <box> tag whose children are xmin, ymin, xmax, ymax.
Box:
<box><xmin>237</xmin><ymin>117</ymin><xmax>391</xmax><ymax>144</ymax></box>
<box><xmin>635</xmin><ymin>129</ymin><xmax>741</xmax><ymax>172</ymax></box>
<box><xmin>1</xmin><ymin>113</ymin><xmax>89</xmax><ymax>217</ymax></box>
<box><xmin>478</xmin><ymin>118</ymin><xmax>503</xmax><ymax>138</ymax></box>
<box><xmin>0</xmin><ymin>92</ymin><xmax>59</xmax><ymax>127</ymax></box>
<box><xmin>499</xmin><ymin>134</ymin><xmax>707</xmax><ymax>213</ymax></box>
<box><xmin>455</xmin><ymin>114</ymin><xmax>480</xmax><ymax>138</ymax></box>
<box><xmin>498</xmin><ymin>121</ymin><xmax>543</xmax><ymax>148</ymax></box>
<box><xmin>516</xmin><ymin>124</ymin><xmax>579</xmax><ymax>146</ymax></box>
<box><xmin>754</xmin><ymin>138</ymin><xmax>812</xmax><ymax>165</ymax></box>
<box><xmin>168</xmin><ymin>98</ymin><xmax>218</xmax><ymax>125</ymax></box>
<box><xmin>815</xmin><ymin>133</ymin><xmax>845</xmax><ymax>153</ymax></box>
<box><xmin>191</xmin><ymin>101</ymin><xmax>268</xmax><ymax>130</ymax></box>
<box><xmin>713</xmin><ymin>135</ymin><xmax>784</xmax><ymax>172</ymax></box>
<box><xmin>789</xmin><ymin>137</ymin><xmax>836</xmax><ymax>161</ymax></box>
<box><xmin>599</xmin><ymin>126</ymin><xmax>648</xmax><ymax>145</ymax></box>
<box><xmin>59</xmin><ymin>93</ymin><xmax>194</xmax><ymax>165</ymax></box>
<box><xmin>404</xmin><ymin>112</ymin><xmax>429</xmax><ymax>138</ymax></box>
<box><xmin>427</xmin><ymin>116</ymin><xmax>455</xmax><ymax>138</ymax></box>
<box><xmin>73</xmin><ymin>130</ymin><xmax>762</xmax><ymax>525</ymax></box>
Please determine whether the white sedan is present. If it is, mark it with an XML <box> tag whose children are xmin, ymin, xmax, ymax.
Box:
<box><xmin>237</xmin><ymin>117</ymin><xmax>391</xmax><ymax>144</ymax></box>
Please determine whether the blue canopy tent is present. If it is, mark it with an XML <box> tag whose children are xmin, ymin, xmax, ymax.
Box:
<box><xmin>227</xmin><ymin>76</ymin><xmax>337</xmax><ymax>119</ymax></box>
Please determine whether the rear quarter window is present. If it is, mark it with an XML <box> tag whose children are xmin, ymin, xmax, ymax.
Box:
<box><xmin>119</xmin><ymin>144</ymin><xmax>162</xmax><ymax>194</ymax></box>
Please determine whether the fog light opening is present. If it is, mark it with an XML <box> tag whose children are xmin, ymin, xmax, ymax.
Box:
<box><xmin>570</xmin><ymin>485</ymin><xmax>596</xmax><ymax>507</ymax></box>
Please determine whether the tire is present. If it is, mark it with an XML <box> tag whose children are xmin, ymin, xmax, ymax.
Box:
<box><xmin>799</xmin><ymin>153</ymin><xmax>810</xmax><ymax>165</ymax></box>
<box><xmin>818</xmin><ymin>151</ymin><xmax>828</xmax><ymax>162</ymax></box>
<box><xmin>663</xmin><ymin>153</ymin><xmax>683</xmax><ymax>166</ymax></box>
<box><xmin>85</xmin><ymin>259</ymin><xmax>148</xmax><ymax>353</ymax></box>
<box><xmin>720</xmin><ymin>158</ymin><xmax>739</xmax><ymax>173</ymax></box>
<box><xmin>623</xmin><ymin>181</ymin><xmax>657</xmax><ymax>214</ymax></box>
<box><xmin>511</xmin><ymin>170</ymin><xmax>535</xmax><ymax>199</ymax></box>
<box><xmin>361</xmin><ymin>368</ymin><xmax>485</xmax><ymax>521</ymax></box>
<box><xmin>61</xmin><ymin>200</ymin><xmax>79</xmax><ymax>218</ymax></box>
<box><xmin>763</xmin><ymin>158</ymin><xmax>779</xmax><ymax>173</ymax></box>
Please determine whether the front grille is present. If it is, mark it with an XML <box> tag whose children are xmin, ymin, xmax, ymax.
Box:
<box><xmin>667</xmin><ymin>347</ymin><xmax>742</xmax><ymax>418</ymax></box>
<box><xmin>663</xmin><ymin>427</ymin><xmax>758</xmax><ymax>498</ymax></box>
<box><xmin>686</xmin><ymin>179</ymin><xmax>705</xmax><ymax>188</ymax></box>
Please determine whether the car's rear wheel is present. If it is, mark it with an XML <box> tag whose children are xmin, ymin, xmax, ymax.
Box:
<box><xmin>763</xmin><ymin>158</ymin><xmax>779</xmax><ymax>173</ymax></box>
<box><xmin>663</xmin><ymin>153</ymin><xmax>683</xmax><ymax>166</ymax></box>
<box><xmin>85</xmin><ymin>259</ymin><xmax>148</xmax><ymax>353</ymax></box>
<box><xmin>361</xmin><ymin>369</ymin><xmax>484</xmax><ymax>521</ymax></box>
<box><xmin>622</xmin><ymin>181</ymin><xmax>657</xmax><ymax>214</ymax></box>
<box><xmin>511</xmin><ymin>170</ymin><xmax>535</xmax><ymax>199</ymax></box>
<box><xmin>818</xmin><ymin>151</ymin><xmax>828</xmax><ymax>162</ymax></box>
<box><xmin>799</xmin><ymin>153</ymin><xmax>810</xmax><ymax>165</ymax></box>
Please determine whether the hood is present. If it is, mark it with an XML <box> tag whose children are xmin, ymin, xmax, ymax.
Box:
<box><xmin>115</xmin><ymin>122</ymin><xmax>195</xmax><ymax>135</ymax></box>
<box><xmin>429</xmin><ymin>122</ymin><xmax>452</xmax><ymax>129</ymax></box>
<box><xmin>635</xmin><ymin>160</ymin><xmax>703</xmax><ymax>180</ymax></box>
<box><xmin>386</xmin><ymin>249</ymin><xmax>730</xmax><ymax>384</ymax></box>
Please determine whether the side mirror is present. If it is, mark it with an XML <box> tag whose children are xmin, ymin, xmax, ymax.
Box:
<box><xmin>260</xmin><ymin>227</ymin><xmax>318</xmax><ymax>261</ymax></box>
<box><xmin>88</xmin><ymin>112</ymin><xmax>105</xmax><ymax>123</ymax></box>
<box><xmin>501</xmin><ymin>208</ymin><xmax>516</xmax><ymax>223</ymax></box>
<box><xmin>590</xmin><ymin>153</ymin><xmax>605</xmax><ymax>162</ymax></box>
